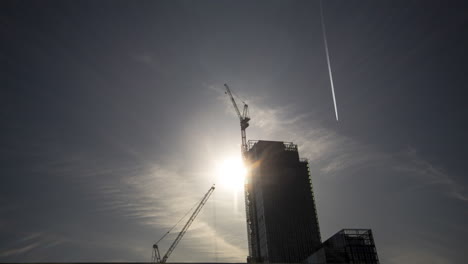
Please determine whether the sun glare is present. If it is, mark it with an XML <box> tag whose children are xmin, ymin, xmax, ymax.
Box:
<box><xmin>216</xmin><ymin>157</ymin><xmax>247</xmax><ymax>191</ymax></box>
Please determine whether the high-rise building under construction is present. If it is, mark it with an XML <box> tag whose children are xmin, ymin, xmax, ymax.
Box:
<box><xmin>245</xmin><ymin>140</ymin><xmax>321</xmax><ymax>263</ymax></box>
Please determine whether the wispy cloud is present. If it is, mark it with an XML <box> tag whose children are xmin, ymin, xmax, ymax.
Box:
<box><xmin>396</xmin><ymin>147</ymin><xmax>467</xmax><ymax>202</ymax></box>
<box><xmin>133</xmin><ymin>53</ymin><xmax>155</xmax><ymax>64</ymax></box>
<box><xmin>0</xmin><ymin>232</ymin><xmax>64</xmax><ymax>258</ymax></box>
<box><xmin>246</xmin><ymin>100</ymin><xmax>467</xmax><ymax>203</ymax></box>
<box><xmin>94</xmin><ymin>161</ymin><xmax>247</xmax><ymax>262</ymax></box>
<box><xmin>0</xmin><ymin>242</ymin><xmax>41</xmax><ymax>258</ymax></box>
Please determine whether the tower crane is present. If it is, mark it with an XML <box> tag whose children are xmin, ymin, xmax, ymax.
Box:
<box><xmin>224</xmin><ymin>83</ymin><xmax>250</xmax><ymax>155</ymax></box>
<box><xmin>152</xmin><ymin>185</ymin><xmax>215</xmax><ymax>264</ymax></box>
<box><xmin>224</xmin><ymin>84</ymin><xmax>258</xmax><ymax>262</ymax></box>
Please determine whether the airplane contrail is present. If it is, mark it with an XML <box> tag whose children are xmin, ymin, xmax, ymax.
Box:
<box><xmin>320</xmin><ymin>0</ymin><xmax>339</xmax><ymax>121</ymax></box>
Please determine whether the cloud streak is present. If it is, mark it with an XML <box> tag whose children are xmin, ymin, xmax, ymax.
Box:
<box><xmin>248</xmin><ymin>100</ymin><xmax>466</xmax><ymax>203</ymax></box>
<box><xmin>93</xmin><ymin>160</ymin><xmax>247</xmax><ymax>262</ymax></box>
<box><xmin>0</xmin><ymin>232</ymin><xmax>64</xmax><ymax>258</ymax></box>
<box><xmin>396</xmin><ymin>147</ymin><xmax>467</xmax><ymax>202</ymax></box>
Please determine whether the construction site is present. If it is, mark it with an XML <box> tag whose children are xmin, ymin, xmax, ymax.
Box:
<box><xmin>150</xmin><ymin>84</ymin><xmax>379</xmax><ymax>264</ymax></box>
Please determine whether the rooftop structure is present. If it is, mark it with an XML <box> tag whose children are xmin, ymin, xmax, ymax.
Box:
<box><xmin>305</xmin><ymin>229</ymin><xmax>379</xmax><ymax>264</ymax></box>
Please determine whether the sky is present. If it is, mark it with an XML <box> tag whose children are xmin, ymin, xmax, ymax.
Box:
<box><xmin>1</xmin><ymin>0</ymin><xmax>467</xmax><ymax>263</ymax></box>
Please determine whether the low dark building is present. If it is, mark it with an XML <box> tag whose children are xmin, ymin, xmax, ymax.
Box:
<box><xmin>305</xmin><ymin>229</ymin><xmax>379</xmax><ymax>264</ymax></box>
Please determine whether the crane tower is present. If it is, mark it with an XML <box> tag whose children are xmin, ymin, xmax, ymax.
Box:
<box><xmin>224</xmin><ymin>84</ymin><xmax>259</xmax><ymax>262</ymax></box>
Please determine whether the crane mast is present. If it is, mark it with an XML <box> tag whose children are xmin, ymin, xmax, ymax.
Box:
<box><xmin>224</xmin><ymin>84</ymin><xmax>258</xmax><ymax>262</ymax></box>
<box><xmin>152</xmin><ymin>185</ymin><xmax>215</xmax><ymax>264</ymax></box>
<box><xmin>224</xmin><ymin>84</ymin><xmax>250</xmax><ymax>154</ymax></box>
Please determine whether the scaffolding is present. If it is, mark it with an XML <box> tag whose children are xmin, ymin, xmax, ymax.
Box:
<box><xmin>306</xmin><ymin>229</ymin><xmax>379</xmax><ymax>264</ymax></box>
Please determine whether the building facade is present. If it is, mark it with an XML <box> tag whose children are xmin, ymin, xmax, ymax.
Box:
<box><xmin>305</xmin><ymin>229</ymin><xmax>380</xmax><ymax>264</ymax></box>
<box><xmin>245</xmin><ymin>140</ymin><xmax>321</xmax><ymax>263</ymax></box>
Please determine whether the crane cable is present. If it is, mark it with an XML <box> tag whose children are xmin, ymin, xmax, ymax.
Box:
<box><xmin>154</xmin><ymin>198</ymin><xmax>200</xmax><ymax>245</ymax></box>
<box><xmin>230</xmin><ymin>88</ymin><xmax>248</xmax><ymax>106</ymax></box>
<box><xmin>213</xmin><ymin>190</ymin><xmax>218</xmax><ymax>262</ymax></box>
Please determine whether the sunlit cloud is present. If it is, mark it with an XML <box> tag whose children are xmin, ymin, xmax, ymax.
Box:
<box><xmin>205</xmin><ymin>81</ymin><xmax>467</xmax><ymax>207</ymax></box>
<box><xmin>245</xmin><ymin>99</ymin><xmax>467</xmax><ymax>203</ymax></box>
<box><xmin>94</xmin><ymin>160</ymin><xmax>247</xmax><ymax>262</ymax></box>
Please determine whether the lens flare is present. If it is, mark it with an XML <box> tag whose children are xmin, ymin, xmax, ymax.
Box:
<box><xmin>216</xmin><ymin>157</ymin><xmax>246</xmax><ymax>191</ymax></box>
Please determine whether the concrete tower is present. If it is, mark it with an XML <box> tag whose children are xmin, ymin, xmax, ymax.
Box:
<box><xmin>245</xmin><ymin>140</ymin><xmax>321</xmax><ymax>263</ymax></box>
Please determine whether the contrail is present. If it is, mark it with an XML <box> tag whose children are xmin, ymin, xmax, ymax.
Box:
<box><xmin>320</xmin><ymin>0</ymin><xmax>339</xmax><ymax>121</ymax></box>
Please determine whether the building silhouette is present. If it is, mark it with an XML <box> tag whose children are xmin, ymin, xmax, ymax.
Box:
<box><xmin>245</xmin><ymin>140</ymin><xmax>321</xmax><ymax>263</ymax></box>
<box><xmin>305</xmin><ymin>229</ymin><xmax>379</xmax><ymax>264</ymax></box>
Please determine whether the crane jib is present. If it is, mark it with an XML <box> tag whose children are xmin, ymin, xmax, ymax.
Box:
<box><xmin>151</xmin><ymin>185</ymin><xmax>215</xmax><ymax>264</ymax></box>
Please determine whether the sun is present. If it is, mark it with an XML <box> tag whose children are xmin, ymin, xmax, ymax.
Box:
<box><xmin>216</xmin><ymin>157</ymin><xmax>247</xmax><ymax>191</ymax></box>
